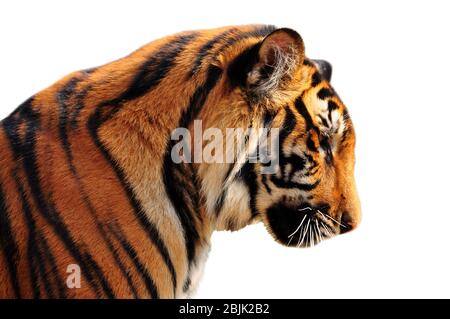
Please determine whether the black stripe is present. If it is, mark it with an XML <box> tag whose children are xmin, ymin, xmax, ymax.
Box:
<box><xmin>341</xmin><ymin>109</ymin><xmax>352</xmax><ymax>144</ymax></box>
<box><xmin>179</xmin><ymin>66</ymin><xmax>223</xmax><ymax>128</ymax></box>
<box><xmin>320</xmin><ymin>137</ymin><xmax>333</xmax><ymax>164</ymax></box>
<box><xmin>303</xmin><ymin>59</ymin><xmax>314</xmax><ymax>67</ymax></box>
<box><xmin>279</xmin><ymin>107</ymin><xmax>297</xmax><ymax>144</ymax></box>
<box><xmin>12</xmin><ymin>172</ymin><xmax>53</xmax><ymax>298</ymax></box>
<box><xmin>270</xmin><ymin>176</ymin><xmax>320</xmax><ymax>191</ymax></box>
<box><xmin>328</xmin><ymin>100</ymin><xmax>339</xmax><ymax>112</ymax></box>
<box><xmin>36</xmin><ymin>230</ymin><xmax>67</xmax><ymax>298</ymax></box>
<box><xmin>86</xmin><ymin>35</ymin><xmax>197</xmax><ymax>293</ymax></box>
<box><xmin>108</xmin><ymin>33</ymin><xmax>198</xmax><ymax>109</ymax></box>
<box><xmin>3</xmin><ymin>99</ymin><xmax>114</xmax><ymax>298</ymax></box>
<box><xmin>317</xmin><ymin>87</ymin><xmax>334</xmax><ymax>100</ymax></box>
<box><xmin>82</xmin><ymin>252</ymin><xmax>115</xmax><ymax>298</ymax></box>
<box><xmin>190</xmin><ymin>25</ymin><xmax>275</xmax><ymax>79</ymax></box>
<box><xmin>311</xmin><ymin>72</ymin><xmax>322</xmax><ymax>87</ymax></box>
<box><xmin>27</xmin><ymin>237</ymin><xmax>40</xmax><ymax>298</ymax></box>
<box><xmin>57</xmin><ymin>77</ymin><xmax>83</xmax><ymax>170</ymax></box>
<box><xmin>0</xmin><ymin>181</ymin><xmax>21</xmax><ymax>298</ymax></box>
<box><xmin>306</xmin><ymin>134</ymin><xmax>318</xmax><ymax>152</ymax></box>
<box><xmin>294</xmin><ymin>96</ymin><xmax>320</xmax><ymax>134</ymax></box>
<box><xmin>271</xmin><ymin>106</ymin><xmax>298</xmax><ymax>172</ymax></box>
<box><xmin>108</xmin><ymin>222</ymin><xmax>159</xmax><ymax>299</ymax></box>
<box><xmin>235</xmin><ymin>109</ymin><xmax>279</xmax><ymax>218</ymax></box>
<box><xmin>227</xmin><ymin>43</ymin><xmax>261</xmax><ymax>88</ymax></box>
<box><xmin>327</xmin><ymin>100</ymin><xmax>339</xmax><ymax>123</ymax></box>
<box><xmin>269</xmin><ymin>108</ymin><xmax>319</xmax><ymax>190</ymax></box>
<box><xmin>188</xmin><ymin>28</ymin><xmax>238</xmax><ymax>78</ymax></box>
<box><xmin>304</xmin><ymin>153</ymin><xmax>318</xmax><ymax>171</ymax></box>
<box><xmin>88</xmin><ymin>101</ymin><xmax>175</xmax><ymax>299</ymax></box>
<box><xmin>267</xmin><ymin>106</ymin><xmax>321</xmax><ymax>191</ymax></box>
<box><xmin>259</xmin><ymin>110</ymin><xmax>278</xmax><ymax>195</ymax></box>
<box><xmin>214</xmin><ymin>25</ymin><xmax>276</xmax><ymax>59</ymax></box>
<box><xmin>213</xmin><ymin>101</ymin><xmax>275</xmax><ymax>216</ymax></box>
<box><xmin>261</xmin><ymin>174</ymin><xmax>272</xmax><ymax>194</ymax></box>
<box><xmin>163</xmin><ymin>65</ymin><xmax>223</xmax><ymax>265</ymax></box>
<box><xmin>91</xmin><ymin>33</ymin><xmax>198</xmax><ymax>127</ymax></box>
<box><xmin>263</xmin><ymin>109</ymin><xmax>277</xmax><ymax>128</ymax></box>
<box><xmin>163</xmin><ymin>162</ymin><xmax>199</xmax><ymax>293</ymax></box>
<box><xmin>96</xmin><ymin>221</ymin><xmax>139</xmax><ymax>298</ymax></box>
<box><xmin>237</xmin><ymin>161</ymin><xmax>259</xmax><ymax>217</ymax></box>
<box><xmin>285</xmin><ymin>153</ymin><xmax>307</xmax><ymax>180</ymax></box>
<box><xmin>318</xmin><ymin>115</ymin><xmax>330</xmax><ymax>128</ymax></box>
<box><xmin>2</xmin><ymin>97</ymin><xmax>35</xmax><ymax>158</ymax></box>
<box><xmin>70</xmin><ymin>85</ymin><xmax>91</xmax><ymax>129</ymax></box>
<box><xmin>11</xmin><ymin>171</ymin><xmax>57</xmax><ymax>299</ymax></box>
<box><xmin>214</xmin><ymin>104</ymin><xmax>276</xmax><ymax>216</ymax></box>
<box><xmin>35</xmin><ymin>232</ymin><xmax>56</xmax><ymax>298</ymax></box>
<box><xmin>57</xmin><ymin>78</ymin><xmax>140</xmax><ymax>298</ymax></box>
<box><xmin>183</xmin><ymin>277</ymin><xmax>191</xmax><ymax>293</ymax></box>
<box><xmin>214</xmin><ymin>156</ymin><xmax>239</xmax><ymax>216</ymax></box>
<box><xmin>70</xmin><ymin>179</ymin><xmax>140</xmax><ymax>298</ymax></box>
<box><xmin>67</xmin><ymin>176</ymin><xmax>139</xmax><ymax>297</ymax></box>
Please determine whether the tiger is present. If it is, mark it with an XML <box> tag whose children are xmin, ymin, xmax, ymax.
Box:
<box><xmin>0</xmin><ymin>24</ymin><xmax>361</xmax><ymax>299</ymax></box>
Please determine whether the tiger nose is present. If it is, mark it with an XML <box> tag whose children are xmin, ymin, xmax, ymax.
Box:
<box><xmin>339</xmin><ymin>211</ymin><xmax>356</xmax><ymax>234</ymax></box>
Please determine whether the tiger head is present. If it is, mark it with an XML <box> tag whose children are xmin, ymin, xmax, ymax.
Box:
<box><xmin>201</xmin><ymin>27</ymin><xmax>361</xmax><ymax>247</ymax></box>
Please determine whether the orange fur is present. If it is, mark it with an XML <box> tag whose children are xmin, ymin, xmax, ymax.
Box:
<box><xmin>0</xmin><ymin>25</ymin><xmax>360</xmax><ymax>298</ymax></box>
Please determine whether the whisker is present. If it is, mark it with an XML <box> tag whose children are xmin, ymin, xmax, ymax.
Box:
<box><xmin>288</xmin><ymin>215</ymin><xmax>307</xmax><ymax>239</ymax></box>
<box><xmin>311</xmin><ymin>226</ymin><xmax>317</xmax><ymax>246</ymax></box>
<box><xmin>319</xmin><ymin>220</ymin><xmax>330</xmax><ymax>236</ymax></box>
<box><xmin>287</xmin><ymin>214</ymin><xmax>307</xmax><ymax>246</ymax></box>
<box><xmin>316</xmin><ymin>219</ymin><xmax>323</xmax><ymax>242</ymax></box>
<box><xmin>298</xmin><ymin>207</ymin><xmax>313</xmax><ymax>212</ymax></box>
<box><xmin>307</xmin><ymin>225</ymin><xmax>311</xmax><ymax>247</ymax></box>
<box><xmin>315</xmin><ymin>223</ymin><xmax>319</xmax><ymax>245</ymax></box>
<box><xmin>311</xmin><ymin>224</ymin><xmax>316</xmax><ymax>247</ymax></box>
<box><xmin>317</xmin><ymin>211</ymin><xmax>334</xmax><ymax>232</ymax></box>
<box><xmin>297</xmin><ymin>219</ymin><xmax>310</xmax><ymax>247</ymax></box>
<box><xmin>298</xmin><ymin>223</ymin><xmax>306</xmax><ymax>246</ymax></box>
<box><xmin>322</xmin><ymin>221</ymin><xmax>334</xmax><ymax>237</ymax></box>
<box><xmin>287</xmin><ymin>234</ymin><xmax>295</xmax><ymax>246</ymax></box>
<box><xmin>317</xmin><ymin>210</ymin><xmax>347</xmax><ymax>228</ymax></box>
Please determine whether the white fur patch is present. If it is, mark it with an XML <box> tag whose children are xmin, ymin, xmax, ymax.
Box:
<box><xmin>177</xmin><ymin>245</ymin><xmax>210</xmax><ymax>298</ymax></box>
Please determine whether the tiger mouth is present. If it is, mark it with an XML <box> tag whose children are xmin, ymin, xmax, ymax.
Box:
<box><xmin>266</xmin><ymin>202</ymin><xmax>339</xmax><ymax>248</ymax></box>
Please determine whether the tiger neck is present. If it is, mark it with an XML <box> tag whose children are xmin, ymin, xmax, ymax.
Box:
<box><xmin>96</xmin><ymin>111</ymin><xmax>214</xmax><ymax>293</ymax></box>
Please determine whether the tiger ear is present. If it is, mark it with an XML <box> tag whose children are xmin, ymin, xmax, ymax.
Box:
<box><xmin>248</xmin><ymin>28</ymin><xmax>305</xmax><ymax>96</ymax></box>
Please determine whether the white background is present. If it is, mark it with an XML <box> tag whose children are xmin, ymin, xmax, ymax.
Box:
<box><xmin>1</xmin><ymin>0</ymin><xmax>449</xmax><ymax>298</ymax></box>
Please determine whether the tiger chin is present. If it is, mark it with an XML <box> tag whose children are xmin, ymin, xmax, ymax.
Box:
<box><xmin>0</xmin><ymin>25</ymin><xmax>361</xmax><ymax>299</ymax></box>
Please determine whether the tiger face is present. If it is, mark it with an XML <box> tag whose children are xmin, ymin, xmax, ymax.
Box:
<box><xmin>259</xmin><ymin>57</ymin><xmax>361</xmax><ymax>247</ymax></box>
<box><xmin>210</xmin><ymin>28</ymin><xmax>361</xmax><ymax>247</ymax></box>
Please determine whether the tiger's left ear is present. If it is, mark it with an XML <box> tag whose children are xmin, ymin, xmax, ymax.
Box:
<box><xmin>248</xmin><ymin>28</ymin><xmax>304</xmax><ymax>96</ymax></box>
